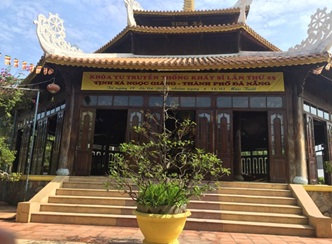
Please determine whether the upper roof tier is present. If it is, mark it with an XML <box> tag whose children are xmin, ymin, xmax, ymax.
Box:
<box><xmin>125</xmin><ymin>0</ymin><xmax>251</xmax><ymax>27</ymax></box>
<box><xmin>32</xmin><ymin>1</ymin><xmax>332</xmax><ymax>72</ymax></box>
<box><xmin>132</xmin><ymin>7</ymin><xmax>249</xmax><ymax>28</ymax></box>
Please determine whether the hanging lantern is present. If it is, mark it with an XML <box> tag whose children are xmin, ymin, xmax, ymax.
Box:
<box><xmin>43</xmin><ymin>67</ymin><xmax>48</xmax><ymax>75</ymax></box>
<box><xmin>47</xmin><ymin>83</ymin><xmax>60</xmax><ymax>94</ymax></box>
<box><xmin>48</xmin><ymin>68</ymin><xmax>54</xmax><ymax>75</ymax></box>
<box><xmin>36</xmin><ymin>66</ymin><xmax>42</xmax><ymax>74</ymax></box>
<box><xmin>29</xmin><ymin>63</ymin><xmax>35</xmax><ymax>72</ymax></box>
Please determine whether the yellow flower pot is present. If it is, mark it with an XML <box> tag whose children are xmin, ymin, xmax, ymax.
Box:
<box><xmin>133</xmin><ymin>210</ymin><xmax>191</xmax><ymax>244</ymax></box>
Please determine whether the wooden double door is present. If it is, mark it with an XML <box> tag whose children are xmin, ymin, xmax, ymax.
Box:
<box><xmin>305</xmin><ymin>115</ymin><xmax>332</xmax><ymax>184</ymax></box>
<box><xmin>74</xmin><ymin>108</ymin><xmax>288</xmax><ymax>182</ymax></box>
<box><xmin>196</xmin><ymin>110</ymin><xmax>288</xmax><ymax>182</ymax></box>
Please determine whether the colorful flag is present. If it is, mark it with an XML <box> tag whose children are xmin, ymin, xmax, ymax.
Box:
<box><xmin>5</xmin><ymin>55</ymin><xmax>11</xmax><ymax>65</ymax></box>
<box><xmin>22</xmin><ymin>61</ymin><xmax>27</xmax><ymax>70</ymax></box>
<box><xmin>14</xmin><ymin>58</ymin><xmax>19</xmax><ymax>68</ymax></box>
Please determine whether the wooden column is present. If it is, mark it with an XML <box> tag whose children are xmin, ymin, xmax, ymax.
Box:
<box><xmin>56</xmin><ymin>68</ymin><xmax>80</xmax><ymax>175</ymax></box>
<box><xmin>234</xmin><ymin>114</ymin><xmax>243</xmax><ymax>180</ymax></box>
<box><xmin>292</xmin><ymin>73</ymin><xmax>308</xmax><ymax>184</ymax></box>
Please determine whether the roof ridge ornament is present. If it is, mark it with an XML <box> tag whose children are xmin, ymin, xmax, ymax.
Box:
<box><xmin>183</xmin><ymin>0</ymin><xmax>195</xmax><ymax>11</ymax></box>
<box><xmin>124</xmin><ymin>0</ymin><xmax>143</xmax><ymax>27</ymax></box>
<box><xmin>288</xmin><ymin>8</ymin><xmax>332</xmax><ymax>53</ymax></box>
<box><xmin>34</xmin><ymin>13</ymin><xmax>83</xmax><ymax>55</ymax></box>
<box><xmin>233</xmin><ymin>0</ymin><xmax>253</xmax><ymax>8</ymax></box>
<box><xmin>237</xmin><ymin>0</ymin><xmax>247</xmax><ymax>23</ymax></box>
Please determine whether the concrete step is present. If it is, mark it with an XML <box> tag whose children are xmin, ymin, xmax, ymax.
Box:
<box><xmin>30</xmin><ymin>211</ymin><xmax>314</xmax><ymax>237</ymax></box>
<box><xmin>30</xmin><ymin>211</ymin><xmax>138</xmax><ymax>227</ymax></box>
<box><xmin>56</xmin><ymin>188</ymin><xmax>127</xmax><ymax>198</ymax></box>
<box><xmin>48</xmin><ymin>195</ymin><xmax>135</xmax><ymax>206</ymax></box>
<box><xmin>219</xmin><ymin>181</ymin><xmax>289</xmax><ymax>190</ymax></box>
<box><xmin>189</xmin><ymin>209</ymin><xmax>308</xmax><ymax>224</ymax></box>
<box><xmin>200</xmin><ymin>193</ymin><xmax>297</xmax><ymax>205</ymax></box>
<box><xmin>188</xmin><ymin>200</ymin><xmax>302</xmax><ymax>214</ymax></box>
<box><xmin>217</xmin><ymin>187</ymin><xmax>293</xmax><ymax>197</ymax></box>
<box><xmin>40</xmin><ymin>203</ymin><xmax>135</xmax><ymax>215</ymax></box>
<box><xmin>39</xmin><ymin>203</ymin><xmax>308</xmax><ymax>225</ymax></box>
<box><xmin>62</xmin><ymin>182</ymin><xmax>106</xmax><ymax>190</ymax></box>
<box><xmin>25</xmin><ymin>177</ymin><xmax>317</xmax><ymax>237</ymax></box>
<box><xmin>66</xmin><ymin>177</ymin><xmax>290</xmax><ymax>190</ymax></box>
<box><xmin>186</xmin><ymin>218</ymin><xmax>315</xmax><ymax>237</ymax></box>
<box><xmin>57</xmin><ymin>188</ymin><xmax>297</xmax><ymax>205</ymax></box>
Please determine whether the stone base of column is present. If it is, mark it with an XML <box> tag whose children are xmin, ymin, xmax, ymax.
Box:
<box><xmin>293</xmin><ymin>176</ymin><xmax>308</xmax><ymax>184</ymax></box>
<box><xmin>56</xmin><ymin>168</ymin><xmax>70</xmax><ymax>176</ymax></box>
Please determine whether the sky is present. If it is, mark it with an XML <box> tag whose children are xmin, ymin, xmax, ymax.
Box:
<box><xmin>0</xmin><ymin>0</ymin><xmax>331</xmax><ymax>77</ymax></box>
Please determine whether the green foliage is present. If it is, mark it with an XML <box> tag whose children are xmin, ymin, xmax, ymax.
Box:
<box><xmin>0</xmin><ymin>68</ymin><xmax>26</xmax><ymax>181</ymax></box>
<box><xmin>138</xmin><ymin>181</ymin><xmax>188</xmax><ymax>207</ymax></box>
<box><xmin>0</xmin><ymin>170</ymin><xmax>21</xmax><ymax>181</ymax></box>
<box><xmin>0</xmin><ymin>137</ymin><xmax>16</xmax><ymax>165</ymax></box>
<box><xmin>324</xmin><ymin>161</ymin><xmax>332</xmax><ymax>174</ymax></box>
<box><xmin>106</xmin><ymin>81</ymin><xmax>230</xmax><ymax>214</ymax></box>
<box><xmin>318</xmin><ymin>177</ymin><xmax>325</xmax><ymax>185</ymax></box>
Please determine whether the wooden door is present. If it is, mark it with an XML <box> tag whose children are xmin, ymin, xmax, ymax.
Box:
<box><xmin>196</xmin><ymin>110</ymin><xmax>214</xmax><ymax>153</ymax></box>
<box><xmin>32</xmin><ymin>118</ymin><xmax>48</xmax><ymax>174</ymax></box>
<box><xmin>268</xmin><ymin>111</ymin><xmax>287</xmax><ymax>183</ymax></box>
<box><xmin>326</xmin><ymin>122</ymin><xmax>332</xmax><ymax>161</ymax></box>
<box><xmin>127</xmin><ymin>109</ymin><xmax>144</xmax><ymax>142</ymax></box>
<box><xmin>50</xmin><ymin>111</ymin><xmax>64</xmax><ymax>175</ymax></box>
<box><xmin>305</xmin><ymin>115</ymin><xmax>318</xmax><ymax>184</ymax></box>
<box><xmin>74</xmin><ymin>109</ymin><xmax>96</xmax><ymax>176</ymax></box>
<box><xmin>215</xmin><ymin>110</ymin><xmax>233</xmax><ymax>180</ymax></box>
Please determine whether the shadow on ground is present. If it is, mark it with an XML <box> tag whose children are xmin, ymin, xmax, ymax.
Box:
<box><xmin>66</xmin><ymin>236</ymin><xmax>141</xmax><ymax>244</ymax></box>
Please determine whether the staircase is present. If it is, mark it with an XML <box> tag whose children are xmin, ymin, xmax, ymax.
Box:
<box><xmin>28</xmin><ymin>176</ymin><xmax>316</xmax><ymax>237</ymax></box>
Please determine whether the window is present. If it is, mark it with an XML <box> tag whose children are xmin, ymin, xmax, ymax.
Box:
<box><xmin>267</xmin><ymin>97</ymin><xmax>282</xmax><ymax>108</ymax></box>
<box><xmin>250</xmin><ymin>97</ymin><xmax>266</xmax><ymax>108</ymax></box>
<box><xmin>129</xmin><ymin>96</ymin><xmax>143</xmax><ymax>106</ymax></box>
<box><xmin>98</xmin><ymin>96</ymin><xmax>112</xmax><ymax>106</ymax></box>
<box><xmin>233</xmin><ymin>97</ymin><xmax>248</xmax><ymax>108</ymax></box>
<box><xmin>217</xmin><ymin>97</ymin><xmax>232</xmax><ymax>108</ymax></box>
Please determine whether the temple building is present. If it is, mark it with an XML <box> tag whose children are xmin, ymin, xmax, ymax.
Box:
<box><xmin>14</xmin><ymin>0</ymin><xmax>332</xmax><ymax>184</ymax></box>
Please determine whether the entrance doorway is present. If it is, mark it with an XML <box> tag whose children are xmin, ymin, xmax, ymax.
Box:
<box><xmin>91</xmin><ymin>109</ymin><xmax>127</xmax><ymax>175</ymax></box>
<box><xmin>313</xmin><ymin>120</ymin><xmax>328</xmax><ymax>183</ymax></box>
<box><xmin>234</xmin><ymin>112</ymin><xmax>269</xmax><ymax>182</ymax></box>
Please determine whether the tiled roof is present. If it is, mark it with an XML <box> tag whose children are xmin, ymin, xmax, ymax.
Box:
<box><xmin>95</xmin><ymin>23</ymin><xmax>280</xmax><ymax>53</ymax></box>
<box><xmin>44</xmin><ymin>52</ymin><xmax>330</xmax><ymax>71</ymax></box>
<box><xmin>132</xmin><ymin>7</ymin><xmax>247</xmax><ymax>16</ymax></box>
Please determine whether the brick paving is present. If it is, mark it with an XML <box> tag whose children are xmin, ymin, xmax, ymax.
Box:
<box><xmin>1</xmin><ymin>202</ymin><xmax>332</xmax><ymax>243</ymax></box>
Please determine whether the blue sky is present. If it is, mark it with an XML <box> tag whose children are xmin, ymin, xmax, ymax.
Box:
<box><xmin>0</xmin><ymin>0</ymin><xmax>331</xmax><ymax>77</ymax></box>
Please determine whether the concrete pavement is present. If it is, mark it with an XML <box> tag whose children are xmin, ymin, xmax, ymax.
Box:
<box><xmin>1</xmin><ymin>201</ymin><xmax>332</xmax><ymax>243</ymax></box>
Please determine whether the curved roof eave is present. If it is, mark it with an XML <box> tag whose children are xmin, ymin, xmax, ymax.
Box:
<box><xmin>95</xmin><ymin>23</ymin><xmax>280</xmax><ymax>54</ymax></box>
<box><xmin>132</xmin><ymin>6</ymin><xmax>249</xmax><ymax>16</ymax></box>
<box><xmin>43</xmin><ymin>52</ymin><xmax>331</xmax><ymax>72</ymax></box>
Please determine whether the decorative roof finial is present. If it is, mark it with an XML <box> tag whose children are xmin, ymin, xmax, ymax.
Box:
<box><xmin>288</xmin><ymin>8</ymin><xmax>332</xmax><ymax>54</ymax></box>
<box><xmin>34</xmin><ymin>13</ymin><xmax>83</xmax><ymax>55</ymax></box>
<box><xmin>124</xmin><ymin>0</ymin><xmax>143</xmax><ymax>27</ymax></box>
<box><xmin>233</xmin><ymin>0</ymin><xmax>253</xmax><ymax>8</ymax></box>
<box><xmin>183</xmin><ymin>0</ymin><xmax>195</xmax><ymax>11</ymax></box>
<box><xmin>237</xmin><ymin>0</ymin><xmax>247</xmax><ymax>23</ymax></box>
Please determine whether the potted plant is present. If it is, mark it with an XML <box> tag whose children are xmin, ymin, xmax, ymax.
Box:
<box><xmin>324</xmin><ymin>161</ymin><xmax>332</xmax><ymax>185</ymax></box>
<box><xmin>106</xmin><ymin>80</ymin><xmax>230</xmax><ymax>244</ymax></box>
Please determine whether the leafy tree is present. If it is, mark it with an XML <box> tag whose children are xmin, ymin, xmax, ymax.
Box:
<box><xmin>0</xmin><ymin>67</ymin><xmax>24</xmax><ymax>181</ymax></box>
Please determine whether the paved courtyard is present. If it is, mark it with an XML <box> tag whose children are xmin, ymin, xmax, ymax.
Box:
<box><xmin>1</xmin><ymin>201</ymin><xmax>332</xmax><ymax>243</ymax></box>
